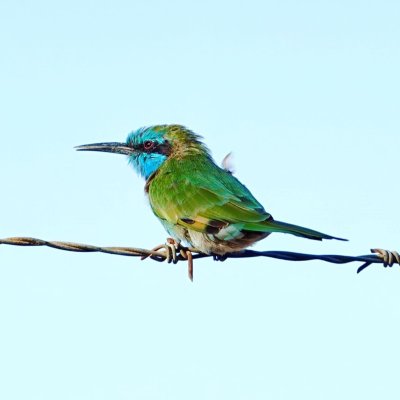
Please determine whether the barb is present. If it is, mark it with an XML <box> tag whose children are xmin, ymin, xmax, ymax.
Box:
<box><xmin>1</xmin><ymin>237</ymin><xmax>399</xmax><ymax>277</ymax></box>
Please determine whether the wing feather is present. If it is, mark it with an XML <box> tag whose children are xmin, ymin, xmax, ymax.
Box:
<box><xmin>148</xmin><ymin>157</ymin><xmax>271</xmax><ymax>235</ymax></box>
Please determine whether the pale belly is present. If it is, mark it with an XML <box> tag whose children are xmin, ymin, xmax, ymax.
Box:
<box><xmin>159</xmin><ymin>219</ymin><xmax>269</xmax><ymax>255</ymax></box>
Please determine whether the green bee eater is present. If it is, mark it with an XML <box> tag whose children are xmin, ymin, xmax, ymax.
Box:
<box><xmin>76</xmin><ymin>125</ymin><xmax>346</xmax><ymax>257</ymax></box>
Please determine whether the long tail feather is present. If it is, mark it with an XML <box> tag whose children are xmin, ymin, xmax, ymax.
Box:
<box><xmin>245</xmin><ymin>219</ymin><xmax>347</xmax><ymax>241</ymax></box>
<box><xmin>265</xmin><ymin>220</ymin><xmax>347</xmax><ymax>241</ymax></box>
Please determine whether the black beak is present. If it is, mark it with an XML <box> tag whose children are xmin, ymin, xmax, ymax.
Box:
<box><xmin>75</xmin><ymin>142</ymin><xmax>134</xmax><ymax>155</ymax></box>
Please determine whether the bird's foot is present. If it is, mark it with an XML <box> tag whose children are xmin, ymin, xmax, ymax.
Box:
<box><xmin>165</xmin><ymin>237</ymin><xmax>180</xmax><ymax>264</ymax></box>
<box><xmin>212</xmin><ymin>254</ymin><xmax>228</xmax><ymax>262</ymax></box>
<box><xmin>371</xmin><ymin>248</ymin><xmax>400</xmax><ymax>268</ymax></box>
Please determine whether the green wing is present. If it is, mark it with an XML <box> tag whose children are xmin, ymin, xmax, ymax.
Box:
<box><xmin>148</xmin><ymin>156</ymin><xmax>271</xmax><ymax>237</ymax></box>
<box><xmin>148</xmin><ymin>156</ymin><xmax>346</xmax><ymax>242</ymax></box>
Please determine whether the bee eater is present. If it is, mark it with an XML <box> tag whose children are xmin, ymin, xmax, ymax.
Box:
<box><xmin>76</xmin><ymin>125</ymin><xmax>346</xmax><ymax>260</ymax></box>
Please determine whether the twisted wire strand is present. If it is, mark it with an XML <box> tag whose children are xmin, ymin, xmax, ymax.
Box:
<box><xmin>1</xmin><ymin>236</ymin><xmax>399</xmax><ymax>274</ymax></box>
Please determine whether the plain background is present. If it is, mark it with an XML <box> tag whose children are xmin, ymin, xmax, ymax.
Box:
<box><xmin>1</xmin><ymin>1</ymin><xmax>399</xmax><ymax>399</ymax></box>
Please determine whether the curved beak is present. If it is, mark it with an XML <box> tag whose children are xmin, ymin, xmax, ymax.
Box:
<box><xmin>75</xmin><ymin>142</ymin><xmax>134</xmax><ymax>155</ymax></box>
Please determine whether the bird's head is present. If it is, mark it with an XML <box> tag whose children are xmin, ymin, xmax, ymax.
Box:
<box><xmin>76</xmin><ymin>125</ymin><xmax>209</xmax><ymax>179</ymax></box>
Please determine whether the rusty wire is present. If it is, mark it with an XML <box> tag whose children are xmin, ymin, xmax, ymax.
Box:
<box><xmin>1</xmin><ymin>237</ymin><xmax>399</xmax><ymax>278</ymax></box>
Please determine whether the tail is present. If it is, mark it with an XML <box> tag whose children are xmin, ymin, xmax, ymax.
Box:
<box><xmin>248</xmin><ymin>219</ymin><xmax>347</xmax><ymax>241</ymax></box>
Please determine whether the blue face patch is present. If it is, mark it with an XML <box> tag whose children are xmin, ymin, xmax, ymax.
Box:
<box><xmin>126</xmin><ymin>127</ymin><xmax>169</xmax><ymax>179</ymax></box>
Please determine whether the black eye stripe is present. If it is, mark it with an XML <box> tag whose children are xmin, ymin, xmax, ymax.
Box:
<box><xmin>157</xmin><ymin>141</ymin><xmax>172</xmax><ymax>156</ymax></box>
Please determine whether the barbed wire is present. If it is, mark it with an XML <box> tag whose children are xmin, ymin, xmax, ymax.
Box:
<box><xmin>1</xmin><ymin>236</ymin><xmax>399</xmax><ymax>280</ymax></box>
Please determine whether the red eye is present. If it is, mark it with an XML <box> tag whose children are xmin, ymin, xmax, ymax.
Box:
<box><xmin>143</xmin><ymin>140</ymin><xmax>155</xmax><ymax>150</ymax></box>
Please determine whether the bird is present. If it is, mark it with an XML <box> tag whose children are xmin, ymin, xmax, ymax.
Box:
<box><xmin>76</xmin><ymin>125</ymin><xmax>346</xmax><ymax>260</ymax></box>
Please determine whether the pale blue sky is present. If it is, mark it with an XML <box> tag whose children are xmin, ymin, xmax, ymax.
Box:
<box><xmin>1</xmin><ymin>1</ymin><xmax>400</xmax><ymax>399</ymax></box>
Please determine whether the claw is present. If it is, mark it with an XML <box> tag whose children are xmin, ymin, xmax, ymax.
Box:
<box><xmin>166</xmin><ymin>238</ymin><xmax>179</xmax><ymax>264</ymax></box>
<box><xmin>164</xmin><ymin>244</ymin><xmax>172</xmax><ymax>263</ymax></box>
